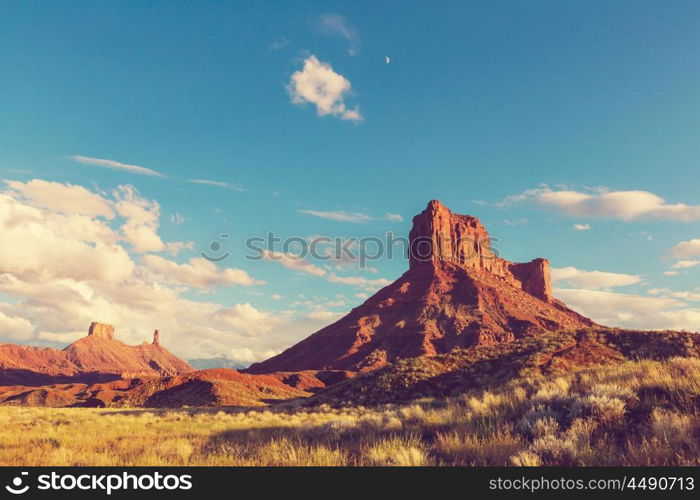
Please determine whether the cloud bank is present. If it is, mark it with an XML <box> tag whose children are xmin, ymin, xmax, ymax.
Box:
<box><xmin>0</xmin><ymin>179</ymin><xmax>343</xmax><ymax>364</ymax></box>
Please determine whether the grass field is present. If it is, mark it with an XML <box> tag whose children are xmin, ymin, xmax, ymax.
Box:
<box><xmin>1</xmin><ymin>356</ymin><xmax>699</xmax><ymax>466</ymax></box>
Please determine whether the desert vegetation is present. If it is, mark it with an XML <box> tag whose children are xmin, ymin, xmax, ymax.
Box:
<box><xmin>311</xmin><ymin>328</ymin><xmax>700</xmax><ymax>406</ymax></box>
<box><xmin>1</xmin><ymin>356</ymin><xmax>699</xmax><ymax>466</ymax></box>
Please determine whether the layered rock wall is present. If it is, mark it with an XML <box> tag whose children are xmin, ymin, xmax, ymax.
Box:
<box><xmin>409</xmin><ymin>200</ymin><xmax>552</xmax><ymax>302</ymax></box>
<box><xmin>88</xmin><ymin>322</ymin><xmax>115</xmax><ymax>340</ymax></box>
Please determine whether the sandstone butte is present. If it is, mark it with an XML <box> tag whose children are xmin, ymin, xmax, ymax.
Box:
<box><xmin>0</xmin><ymin>322</ymin><xmax>193</xmax><ymax>385</ymax></box>
<box><xmin>247</xmin><ymin>199</ymin><xmax>595</xmax><ymax>374</ymax></box>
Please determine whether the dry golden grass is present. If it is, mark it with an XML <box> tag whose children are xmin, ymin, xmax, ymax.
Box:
<box><xmin>1</xmin><ymin>357</ymin><xmax>699</xmax><ymax>466</ymax></box>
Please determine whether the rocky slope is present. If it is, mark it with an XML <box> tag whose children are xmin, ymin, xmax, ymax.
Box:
<box><xmin>309</xmin><ymin>328</ymin><xmax>700</xmax><ymax>406</ymax></box>
<box><xmin>248</xmin><ymin>200</ymin><xmax>594</xmax><ymax>373</ymax></box>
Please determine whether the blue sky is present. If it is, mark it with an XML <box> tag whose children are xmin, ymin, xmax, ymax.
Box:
<box><xmin>1</xmin><ymin>1</ymin><xmax>700</xmax><ymax>362</ymax></box>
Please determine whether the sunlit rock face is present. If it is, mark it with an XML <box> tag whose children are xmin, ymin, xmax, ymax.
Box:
<box><xmin>247</xmin><ymin>201</ymin><xmax>593</xmax><ymax>374</ymax></box>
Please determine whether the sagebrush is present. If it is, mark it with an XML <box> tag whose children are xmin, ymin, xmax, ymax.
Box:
<box><xmin>1</xmin><ymin>357</ymin><xmax>698</xmax><ymax>466</ymax></box>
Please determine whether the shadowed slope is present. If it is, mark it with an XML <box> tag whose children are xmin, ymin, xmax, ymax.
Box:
<box><xmin>118</xmin><ymin>369</ymin><xmax>312</xmax><ymax>407</ymax></box>
<box><xmin>0</xmin><ymin>369</ymin><xmax>353</xmax><ymax>408</ymax></box>
<box><xmin>309</xmin><ymin>328</ymin><xmax>700</xmax><ymax>406</ymax></box>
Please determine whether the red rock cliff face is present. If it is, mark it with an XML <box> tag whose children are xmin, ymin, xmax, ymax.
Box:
<box><xmin>409</xmin><ymin>200</ymin><xmax>494</xmax><ymax>270</ymax></box>
<box><xmin>248</xmin><ymin>200</ymin><xmax>594</xmax><ymax>374</ymax></box>
<box><xmin>510</xmin><ymin>258</ymin><xmax>552</xmax><ymax>302</ymax></box>
<box><xmin>409</xmin><ymin>200</ymin><xmax>552</xmax><ymax>302</ymax></box>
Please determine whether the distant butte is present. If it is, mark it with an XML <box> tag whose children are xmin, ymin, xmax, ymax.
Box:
<box><xmin>0</xmin><ymin>323</ymin><xmax>193</xmax><ymax>385</ymax></box>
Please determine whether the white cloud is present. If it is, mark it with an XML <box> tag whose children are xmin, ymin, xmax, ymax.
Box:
<box><xmin>502</xmin><ymin>218</ymin><xmax>529</xmax><ymax>226</ymax></box>
<box><xmin>664</xmin><ymin>270</ymin><xmax>680</xmax><ymax>276</ymax></box>
<box><xmin>305</xmin><ymin>310</ymin><xmax>344</xmax><ymax>321</ymax></box>
<box><xmin>0</xmin><ymin>311</ymin><xmax>34</xmax><ymax>341</ymax></box>
<box><xmin>648</xmin><ymin>287</ymin><xmax>700</xmax><ymax>302</ymax></box>
<box><xmin>72</xmin><ymin>155</ymin><xmax>165</xmax><ymax>178</ymax></box>
<box><xmin>341</xmin><ymin>108</ymin><xmax>362</xmax><ymax>121</ymax></box>
<box><xmin>287</xmin><ymin>55</ymin><xmax>363</xmax><ymax>122</ymax></box>
<box><xmin>0</xmin><ymin>192</ymin><xmax>133</xmax><ymax>282</ymax></box>
<box><xmin>304</xmin><ymin>237</ymin><xmax>377</xmax><ymax>272</ymax></box>
<box><xmin>228</xmin><ymin>347</ymin><xmax>279</xmax><ymax>364</ymax></box>
<box><xmin>113</xmin><ymin>185</ymin><xmax>165</xmax><ymax>253</ymax></box>
<box><xmin>555</xmin><ymin>287</ymin><xmax>700</xmax><ymax>331</ymax></box>
<box><xmin>299</xmin><ymin>209</ymin><xmax>401</xmax><ymax>223</ymax></box>
<box><xmin>551</xmin><ymin>266</ymin><xmax>642</xmax><ymax>290</ymax></box>
<box><xmin>260</xmin><ymin>249</ymin><xmax>390</xmax><ymax>291</ymax></box>
<box><xmin>672</xmin><ymin>260</ymin><xmax>700</xmax><ymax>269</ymax></box>
<box><xmin>669</xmin><ymin>239</ymin><xmax>700</xmax><ymax>259</ymax></box>
<box><xmin>299</xmin><ymin>209</ymin><xmax>372</xmax><ymax>222</ymax></box>
<box><xmin>188</xmin><ymin>179</ymin><xmax>244</xmax><ymax>191</ymax></box>
<box><xmin>268</xmin><ymin>37</ymin><xmax>290</xmax><ymax>51</ymax></box>
<box><xmin>669</xmin><ymin>290</ymin><xmax>700</xmax><ymax>302</ymax></box>
<box><xmin>318</xmin><ymin>13</ymin><xmax>359</xmax><ymax>56</ymax></box>
<box><xmin>37</xmin><ymin>329</ymin><xmax>85</xmax><ymax>344</ymax></box>
<box><xmin>163</xmin><ymin>241</ymin><xmax>194</xmax><ymax>256</ymax></box>
<box><xmin>211</xmin><ymin>303</ymin><xmax>277</xmax><ymax>337</ymax></box>
<box><xmin>502</xmin><ymin>186</ymin><xmax>700</xmax><ymax>222</ymax></box>
<box><xmin>5</xmin><ymin>179</ymin><xmax>115</xmax><ymax>218</ymax></box>
<box><xmin>573</xmin><ymin>223</ymin><xmax>591</xmax><ymax>231</ymax></box>
<box><xmin>170</xmin><ymin>212</ymin><xmax>186</xmax><ymax>225</ymax></box>
<box><xmin>327</xmin><ymin>273</ymin><xmax>391</xmax><ymax>290</ymax></box>
<box><xmin>142</xmin><ymin>255</ymin><xmax>263</xmax><ymax>289</ymax></box>
<box><xmin>261</xmin><ymin>250</ymin><xmax>327</xmax><ymax>276</ymax></box>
